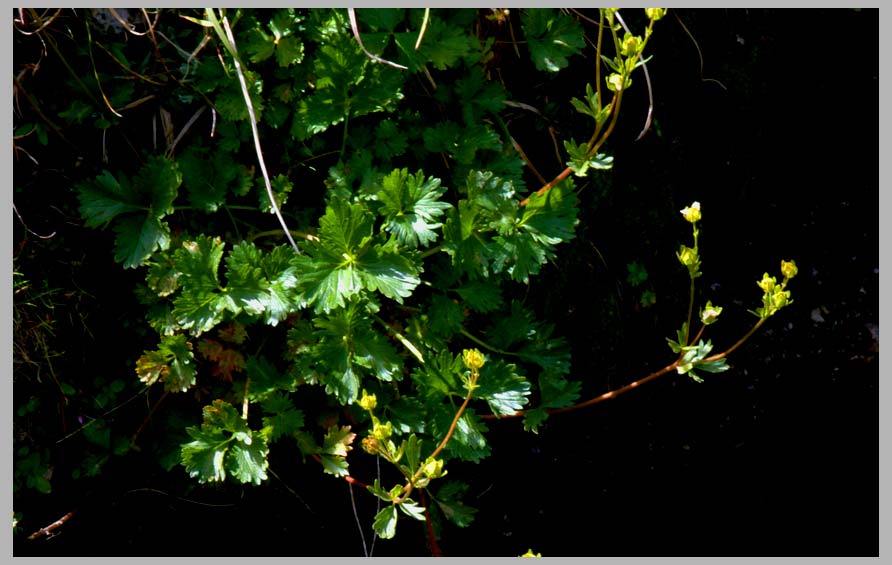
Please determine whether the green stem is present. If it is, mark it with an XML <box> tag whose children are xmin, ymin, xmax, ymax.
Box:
<box><xmin>458</xmin><ymin>327</ymin><xmax>516</xmax><ymax>356</ymax></box>
<box><xmin>372</xmin><ymin>314</ymin><xmax>424</xmax><ymax>364</ymax></box>
<box><xmin>248</xmin><ymin>229</ymin><xmax>314</xmax><ymax>243</ymax></box>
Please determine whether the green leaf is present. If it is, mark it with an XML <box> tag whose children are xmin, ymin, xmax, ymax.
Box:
<box><xmin>257</xmin><ymin>173</ymin><xmax>294</xmax><ymax>214</ymax></box>
<box><xmin>59</xmin><ymin>99</ymin><xmax>93</xmax><ymax>124</ymax></box>
<box><xmin>388</xmin><ymin>396</ymin><xmax>426</xmax><ymax>434</ymax></box>
<box><xmin>322</xmin><ymin>425</ymin><xmax>356</xmax><ymax>457</ymax></box>
<box><xmin>696</xmin><ymin>358</ymin><xmax>730</xmax><ymax>374</ymax></box>
<box><xmin>522</xmin><ymin>9</ymin><xmax>585</xmax><ymax>72</ymax></box>
<box><xmin>569</xmin><ymin>83</ymin><xmax>611</xmax><ymax>126</ymax></box>
<box><xmin>435</xmin><ymin>408</ymin><xmax>490</xmax><ymax>462</ymax></box>
<box><xmin>261</xmin><ymin>398</ymin><xmax>304</xmax><ymax>442</ymax></box>
<box><xmin>243</xmin><ymin>27</ymin><xmax>275</xmax><ymax>62</ymax></box>
<box><xmin>77</xmin><ymin>156</ymin><xmax>180</xmax><ymax>268</ymax></box>
<box><xmin>181</xmin><ymin>426</ymin><xmax>228</xmax><ymax>483</ymax></box>
<box><xmin>522</xmin><ymin>407</ymin><xmax>550</xmax><ymax>433</ymax></box>
<box><xmin>276</xmin><ymin>35</ymin><xmax>305</xmax><ymax>68</ymax></box>
<box><xmin>245</xmin><ymin>355</ymin><xmax>296</xmax><ymax>400</ymax></box>
<box><xmin>228</xmin><ymin>436</ymin><xmax>269</xmax><ymax>485</ymax></box>
<box><xmin>113</xmin><ymin>215</ymin><xmax>172</xmax><ymax>270</ymax></box>
<box><xmin>404</xmin><ymin>434</ymin><xmax>422</xmax><ymax>471</ymax></box>
<box><xmin>564</xmin><ymin>138</ymin><xmax>614</xmax><ymax>177</ymax></box>
<box><xmin>399</xmin><ymin>500</ymin><xmax>427</xmax><ymax>521</ymax></box>
<box><xmin>411</xmin><ymin>350</ymin><xmax>463</xmax><ymax>397</ymax></box>
<box><xmin>311</xmin><ymin>301</ymin><xmax>402</xmax><ymax>404</ymax></box>
<box><xmin>475</xmin><ymin>358</ymin><xmax>531</xmax><ymax>417</ymax></box>
<box><xmin>375</xmin><ymin>168</ymin><xmax>451</xmax><ymax>248</ymax></box>
<box><xmin>431</xmin><ymin>481</ymin><xmax>477</xmax><ymax>527</ymax></box>
<box><xmin>412</xmin><ymin>14</ymin><xmax>476</xmax><ymax>70</ymax></box>
<box><xmin>180</xmin><ymin>400</ymin><xmax>269</xmax><ymax>485</ymax></box>
<box><xmin>319</xmin><ymin>454</ymin><xmax>350</xmax><ymax>477</ymax></box>
<box><xmin>373</xmin><ymin>119</ymin><xmax>409</xmax><ymax>160</ymax></box>
<box><xmin>179</xmin><ymin>143</ymin><xmax>250</xmax><ymax>213</ymax></box>
<box><xmin>428</xmin><ymin>294</ymin><xmax>464</xmax><ymax>339</ymax></box>
<box><xmin>135</xmin><ymin>334</ymin><xmax>196</xmax><ymax>392</ymax></box>
<box><xmin>539</xmin><ymin>374</ymin><xmax>582</xmax><ymax>410</ymax></box>
<box><xmin>225</xmin><ymin>242</ymin><xmax>301</xmax><ymax>325</ymax></box>
<box><xmin>373</xmin><ymin>505</ymin><xmax>398</xmax><ymax>539</ymax></box>
<box><xmin>453</xmin><ymin>280</ymin><xmax>503</xmax><ymax>313</ymax></box>
<box><xmin>76</xmin><ymin>170</ymin><xmax>141</xmax><ymax>227</ymax></box>
<box><xmin>296</xmin><ymin>198</ymin><xmax>421</xmax><ymax>313</ymax></box>
<box><xmin>357</xmin><ymin>245</ymin><xmax>421</xmax><ymax>302</ymax></box>
<box><xmin>170</xmin><ymin>236</ymin><xmax>238</xmax><ymax>335</ymax></box>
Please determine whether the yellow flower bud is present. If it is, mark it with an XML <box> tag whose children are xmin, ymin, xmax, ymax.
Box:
<box><xmin>772</xmin><ymin>289</ymin><xmax>791</xmax><ymax>310</ymax></box>
<box><xmin>372</xmin><ymin>420</ymin><xmax>392</xmax><ymax>441</ymax></box>
<box><xmin>677</xmin><ymin>245</ymin><xmax>698</xmax><ymax>267</ymax></box>
<box><xmin>781</xmin><ymin>259</ymin><xmax>798</xmax><ymax>280</ymax></box>
<box><xmin>757</xmin><ymin>273</ymin><xmax>776</xmax><ymax>293</ymax></box>
<box><xmin>606</xmin><ymin>73</ymin><xmax>625</xmax><ymax>92</ymax></box>
<box><xmin>462</xmin><ymin>348</ymin><xmax>485</xmax><ymax>371</ymax></box>
<box><xmin>358</xmin><ymin>390</ymin><xmax>377</xmax><ymax>412</ymax></box>
<box><xmin>680</xmin><ymin>201</ymin><xmax>701</xmax><ymax>223</ymax></box>
<box><xmin>520</xmin><ymin>549</ymin><xmax>543</xmax><ymax>558</ymax></box>
<box><xmin>645</xmin><ymin>8</ymin><xmax>668</xmax><ymax>21</ymax></box>
<box><xmin>621</xmin><ymin>33</ymin><xmax>642</xmax><ymax>57</ymax></box>
<box><xmin>422</xmin><ymin>457</ymin><xmax>446</xmax><ymax>479</ymax></box>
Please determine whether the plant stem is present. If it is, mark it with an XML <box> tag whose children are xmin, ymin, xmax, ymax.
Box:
<box><xmin>705</xmin><ymin>317</ymin><xmax>766</xmax><ymax>361</ymax></box>
<box><xmin>484</xmin><ymin>360</ymin><xmax>679</xmax><ymax>420</ymax></box>
<box><xmin>458</xmin><ymin>327</ymin><xmax>516</xmax><ymax>356</ymax></box>
<box><xmin>393</xmin><ymin>372</ymin><xmax>477</xmax><ymax>504</ymax></box>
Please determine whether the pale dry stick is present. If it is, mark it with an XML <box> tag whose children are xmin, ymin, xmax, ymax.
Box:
<box><xmin>13</xmin><ymin>8</ymin><xmax>63</xmax><ymax>36</ymax></box>
<box><xmin>84</xmin><ymin>18</ymin><xmax>123</xmax><ymax>118</ymax></box>
<box><xmin>13</xmin><ymin>203</ymin><xmax>56</xmax><ymax>239</ymax></box>
<box><xmin>348</xmin><ymin>481</ymin><xmax>370</xmax><ymax>557</ymax></box>
<box><xmin>348</xmin><ymin>8</ymin><xmax>408</xmax><ymax>70</ymax></box>
<box><xmin>674</xmin><ymin>12</ymin><xmax>728</xmax><ymax>91</ymax></box>
<box><xmin>415</xmin><ymin>8</ymin><xmax>430</xmax><ymax>50</ymax></box>
<box><xmin>212</xmin><ymin>11</ymin><xmax>301</xmax><ymax>255</ymax></box>
<box><xmin>107</xmin><ymin>8</ymin><xmax>147</xmax><ymax>36</ymax></box>
<box><xmin>165</xmin><ymin>105</ymin><xmax>206</xmax><ymax>158</ymax></box>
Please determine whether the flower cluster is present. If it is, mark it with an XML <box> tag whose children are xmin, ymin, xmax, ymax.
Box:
<box><xmin>752</xmin><ymin>260</ymin><xmax>798</xmax><ymax>319</ymax></box>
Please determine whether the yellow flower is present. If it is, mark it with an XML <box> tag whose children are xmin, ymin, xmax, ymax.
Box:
<box><xmin>372</xmin><ymin>420</ymin><xmax>392</xmax><ymax>441</ymax></box>
<box><xmin>422</xmin><ymin>457</ymin><xmax>446</xmax><ymax>479</ymax></box>
<box><xmin>757</xmin><ymin>273</ymin><xmax>776</xmax><ymax>293</ymax></box>
<box><xmin>520</xmin><ymin>549</ymin><xmax>542</xmax><ymax>558</ymax></box>
<box><xmin>645</xmin><ymin>8</ymin><xmax>668</xmax><ymax>21</ymax></box>
<box><xmin>358</xmin><ymin>390</ymin><xmax>377</xmax><ymax>412</ymax></box>
<box><xmin>781</xmin><ymin>259</ymin><xmax>798</xmax><ymax>280</ymax></box>
<box><xmin>677</xmin><ymin>245</ymin><xmax>698</xmax><ymax>267</ymax></box>
<box><xmin>606</xmin><ymin>73</ymin><xmax>625</xmax><ymax>92</ymax></box>
<box><xmin>772</xmin><ymin>289</ymin><xmax>791</xmax><ymax>310</ymax></box>
<box><xmin>462</xmin><ymin>348</ymin><xmax>485</xmax><ymax>371</ymax></box>
<box><xmin>680</xmin><ymin>201</ymin><xmax>701</xmax><ymax>223</ymax></box>
<box><xmin>621</xmin><ymin>33</ymin><xmax>642</xmax><ymax>57</ymax></box>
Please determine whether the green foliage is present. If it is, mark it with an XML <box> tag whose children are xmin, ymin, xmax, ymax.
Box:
<box><xmin>521</xmin><ymin>9</ymin><xmax>586</xmax><ymax>72</ymax></box>
<box><xmin>181</xmin><ymin>399</ymin><xmax>270</xmax><ymax>485</ymax></box>
<box><xmin>19</xmin><ymin>7</ymin><xmax>795</xmax><ymax>553</ymax></box>
<box><xmin>76</xmin><ymin>156</ymin><xmax>182</xmax><ymax>269</ymax></box>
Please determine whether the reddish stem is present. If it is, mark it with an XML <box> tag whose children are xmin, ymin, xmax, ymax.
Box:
<box><xmin>420</xmin><ymin>489</ymin><xmax>443</xmax><ymax>557</ymax></box>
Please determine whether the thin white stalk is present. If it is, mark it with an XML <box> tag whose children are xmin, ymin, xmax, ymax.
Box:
<box><xmin>219</xmin><ymin>13</ymin><xmax>301</xmax><ymax>255</ymax></box>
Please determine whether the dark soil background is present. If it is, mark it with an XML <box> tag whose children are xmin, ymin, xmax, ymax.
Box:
<box><xmin>14</xmin><ymin>8</ymin><xmax>877</xmax><ymax>557</ymax></box>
